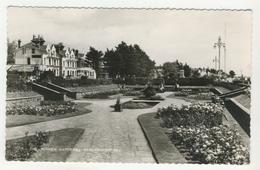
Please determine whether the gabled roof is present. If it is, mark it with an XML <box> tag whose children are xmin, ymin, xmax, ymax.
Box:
<box><xmin>19</xmin><ymin>42</ymin><xmax>47</xmax><ymax>54</ymax></box>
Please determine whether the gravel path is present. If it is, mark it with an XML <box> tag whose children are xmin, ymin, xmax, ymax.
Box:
<box><xmin>6</xmin><ymin>92</ymin><xmax>190</xmax><ymax>163</ymax></box>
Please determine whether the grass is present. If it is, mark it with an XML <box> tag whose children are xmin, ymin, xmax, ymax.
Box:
<box><xmin>6</xmin><ymin>103</ymin><xmax>91</xmax><ymax>128</ymax></box>
<box><xmin>166</xmin><ymin>93</ymin><xmax>210</xmax><ymax>103</ymax></box>
<box><xmin>29</xmin><ymin>128</ymin><xmax>85</xmax><ymax>162</ymax></box>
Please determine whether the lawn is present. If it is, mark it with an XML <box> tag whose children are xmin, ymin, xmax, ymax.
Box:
<box><xmin>6</xmin><ymin>128</ymin><xmax>84</xmax><ymax>161</ymax></box>
<box><xmin>167</xmin><ymin>92</ymin><xmax>210</xmax><ymax>103</ymax></box>
<box><xmin>29</xmin><ymin>128</ymin><xmax>85</xmax><ymax>162</ymax></box>
<box><xmin>6</xmin><ymin>103</ymin><xmax>91</xmax><ymax>127</ymax></box>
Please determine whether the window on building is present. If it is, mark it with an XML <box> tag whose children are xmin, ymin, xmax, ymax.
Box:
<box><xmin>32</xmin><ymin>55</ymin><xmax>41</xmax><ymax>58</ymax></box>
<box><xmin>22</xmin><ymin>48</ymin><xmax>26</xmax><ymax>54</ymax></box>
<box><xmin>32</xmin><ymin>48</ymin><xmax>35</xmax><ymax>54</ymax></box>
<box><xmin>90</xmin><ymin>71</ymin><xmax>94</xmax><ymax>76</ymax></box>
<box><xmin>27</xmin><ymin>58</ymin><xmax>30</xmax><ymax>65</ymax></box>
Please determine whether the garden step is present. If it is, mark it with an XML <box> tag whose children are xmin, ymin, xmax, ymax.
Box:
<box><xmin>31</xmin><ymin>82</ymin><xmax>65</xmax><ymax>101</ymax></box>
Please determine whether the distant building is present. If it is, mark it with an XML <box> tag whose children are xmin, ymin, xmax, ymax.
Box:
<box><xmin>13</xmin><ymin>35</ymin><xmax>96</xmax><ymax>79</ymax></box>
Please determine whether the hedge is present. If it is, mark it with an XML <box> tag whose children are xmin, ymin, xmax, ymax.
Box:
<box><xmin>50</xmin><ymin>77</ymin><xmax>112</xmax><ymax>87</ymax></box>
<box><xmin>178</xmin><ymin>78</ymin><xmax>214</xmax><ymax>86</ymax></box>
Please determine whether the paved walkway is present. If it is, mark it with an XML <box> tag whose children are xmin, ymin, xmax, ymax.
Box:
<box><xmin>6</xmin><ymin>92</ymin><xmax>190</xmax><ymax>163</ymax></box>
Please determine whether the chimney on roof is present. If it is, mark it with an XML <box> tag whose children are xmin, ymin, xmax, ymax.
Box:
<box><xmin>18</xmin><ymin>39</ymin><xmax>21</xmax><ymax>48</ymax></box>
<box><xmin>38</xmin><ymin>35</ymin><xmax>45</xmax><ymax>46</ymax></box>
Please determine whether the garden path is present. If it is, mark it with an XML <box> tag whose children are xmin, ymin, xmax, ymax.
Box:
<box><xmin>6</xmin><ymin>92</ymin><xmax>189</xmax><ymax>163</ymax></box>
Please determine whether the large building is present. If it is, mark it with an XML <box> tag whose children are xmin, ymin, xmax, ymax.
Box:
<box><xmin>13</xmin><ymin>35</ymin><xmax>96</xmax><ymax>79</ymax></box>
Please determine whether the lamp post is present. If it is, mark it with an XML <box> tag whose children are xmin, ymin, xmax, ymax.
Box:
<box><xmin>214</xmin><ymin>36</ymin><xmax>225</xmax><ymax>71</ymax></box>
<box><xmin>213</xmin><ymin>56</ymin><xmax>218</xmax><ymax>70</ymax></box>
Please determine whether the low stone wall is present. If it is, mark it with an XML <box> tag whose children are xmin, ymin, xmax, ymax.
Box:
<box><xmin>6</xmin><ymin>95</ymin><xmax>44</xmax><ymax>107</ymax></box>
<box><xmin>225</xmin><ymin>98</ymin><xmax>250</xmax><ymax>136</ymax></box>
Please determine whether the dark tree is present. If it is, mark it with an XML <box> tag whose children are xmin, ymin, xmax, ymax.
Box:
<box><xmin>104</xmin><ymin>42</ymin><xmax>155</xmax><ymax>79</ymax></box>
<box><xmin>229</xmin><ymin>70</ymin><xmax>236</xmax><ymax>78</ymax></box>
<box><xmin>162</xmin><ymin>61</ymin><xmax>180</xmax><ymax>80</ymax></box>
<box><xmin>7</xmin><ymin>39</ymin><xmax>16</xmax><ymax>64</ymax></box>
<box><xmin>192</xmin><ymin>69</ymin><xmax>201</xmax><ymax>78</ymax></box>
<box><xmin>183</xmin><ymin>63</ymin><xmax>192</xmax><ymax>77</ymax></box>
<box><xmin>86</xmin><ymin>47</ymin><xmax>103</xmax><ymax>78</ymax></box>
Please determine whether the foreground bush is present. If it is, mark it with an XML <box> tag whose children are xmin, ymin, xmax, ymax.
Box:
<box><xmin>143</xmin><ymin>86</ymin><xmax>156</xmax><ymax>98</ymax></box>
<box><xmin>6</xmin><ymin>102</ymin><xmax>77</xmax><ymax>116</ymax></box>
<box><xmin>172</xmin><ymin>125</ymin><xmax>249</xmax><ymax>164</ymax></box>
<box><xmin>6</xmin><ymin>131</ymin><xmax>50</xmax><ymax>161</ymax></box>
<box><xmin>157</xmin><ymin>102</ymin><xmax>223</xmax><ymax>128</ymax></box>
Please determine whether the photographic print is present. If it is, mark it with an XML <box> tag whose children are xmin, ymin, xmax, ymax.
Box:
<box><xmin>6</xmin><ymin>7</ymin><xmax>251</xmax><ymax>164</ymax></box>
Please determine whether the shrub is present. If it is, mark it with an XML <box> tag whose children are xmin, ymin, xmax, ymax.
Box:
<box><xmin>6</xmin><ymin>131</ymin><xmax>50</xmax><ymax>161</ymax></box>
<box><xmin>6</xmin><ymin>73</ymin><xmax>32</xmax><ymax>92</ymax></box>
<box><xmin>143</xmin><ymin>86</ymin><xmax>156</xmax><ymax>98</ymax></box>
<box><xmin>172</xmin><ymin>125</ymin><xmax>249</xmax><ymax>164</ymax></box>
<box><xmin>157</xmin><ymin>102</ymin><xmax>223</xmax><ymax>128</ymax></box>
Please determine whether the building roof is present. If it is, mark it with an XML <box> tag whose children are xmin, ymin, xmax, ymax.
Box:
<box><xmin>19</xmin><ymin>42</ymin><xmax>47</xmax><ymax>54</ymax></box>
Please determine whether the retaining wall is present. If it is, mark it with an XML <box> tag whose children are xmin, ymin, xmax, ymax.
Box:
<box><xmin>6</xmin><ymin>95</ymin><xmax>43</xmax><ymax>107</ymax></box>
<box><xmin>225</xmin><ymin>98</ymin><xmax>250</xmax><ymax>136</ymax></box>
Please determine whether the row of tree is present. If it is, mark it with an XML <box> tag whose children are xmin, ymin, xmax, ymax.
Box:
<box><xmin>85</xmin><ymin>41</ymin><xmax>155</xmax><ymax>79</ymax></box>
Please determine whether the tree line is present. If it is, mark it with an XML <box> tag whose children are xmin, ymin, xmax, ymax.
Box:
<box><xmin>86</xmin><ymin>41</ymin><xmax>155</xmax><ymax>79</ymax></box>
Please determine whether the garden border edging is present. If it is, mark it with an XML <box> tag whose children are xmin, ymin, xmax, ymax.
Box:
<box><xmin>138</xmin><ymin>112</ymin><xmax>187</xmax><ymax>164</ymax></box>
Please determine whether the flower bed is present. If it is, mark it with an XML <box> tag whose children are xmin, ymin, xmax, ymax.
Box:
<box><xmin>189</xmin><ymin>92</ymin><xmax>213</xmax><ymax>100</ymax></box>
<box><xmin>174</xmin><ymin>90</ymin><xmax>212</xmax><ymax>100</ymax></box>
<box><xmin>83</xmin><ymin>90</ymin><xmax>122</xmax><ymax>99</ymax></box>
<box><xmin>171</xmin><ymin>125</ymin><xmax>249</xmax><ymax>164</ymax></box>
<box><xmin>6</xmin><ymin>102</ymin><xmax>77</xmax><ymax>116</ymax></box>
<box><xmin>156</xmin><ymin>102</ymin><xmax>249</xmax><ymax>164</ymax></box>
<box><xmin>157</xmin><ymin>103</ymin><xmax>223</xmax><ymax>128</ymax></box>
<box><xmin>6</xmin><ymin>131</ymin><xmax>50</xmax><ymax>161</ymax></box>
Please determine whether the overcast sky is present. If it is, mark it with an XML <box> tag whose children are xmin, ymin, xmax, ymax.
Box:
<box><xmin>8</xmin><ymin>7</ymin><xmax>252</xmax><ymax>76</ymax></box>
